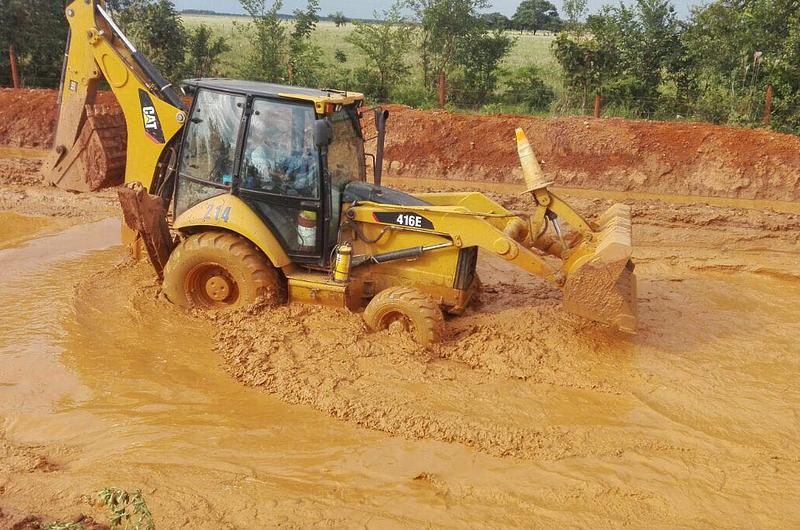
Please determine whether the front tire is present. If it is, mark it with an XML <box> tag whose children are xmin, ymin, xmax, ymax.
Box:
<box><xmin>162</xmin><ymin>231</ymin><xmax>284</xmax><ymax>310</ymax></box>
<box><xmin>363</xmin><ymin>286</ymin><xmax>444</xmax><ymax>345</ymax></box>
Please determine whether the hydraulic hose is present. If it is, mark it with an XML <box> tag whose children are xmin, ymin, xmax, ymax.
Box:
<box><xmin>96</xmin><ymin>4</ymin><xmax>185</xmax><ymax>110</ymax></box>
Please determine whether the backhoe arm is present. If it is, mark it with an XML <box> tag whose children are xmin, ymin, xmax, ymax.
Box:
<box><xmin>43</xmin><ymin>0</ymin><xmax>186</xmax><ymax>277</ymax></box>
<box><xmin>43</xmin><ymin>0</ymin><xmax>186</xmax><ymax>194</ymax></box>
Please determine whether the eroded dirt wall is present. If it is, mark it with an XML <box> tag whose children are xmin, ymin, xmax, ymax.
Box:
<box><xmin>377</xmin><ymin>105</ymin><xmax>800</xmax><ymax>201</ymax></box>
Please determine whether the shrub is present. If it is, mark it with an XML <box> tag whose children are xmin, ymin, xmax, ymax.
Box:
<box><xmin>502</xmin><ymin>65</ymin><xmax>556</xmax><ymax>112</ymax></box>
<box><xmin>391</xmin><ymin>83</ymin><xmax>437</xmax><ymax>108</ymax></box>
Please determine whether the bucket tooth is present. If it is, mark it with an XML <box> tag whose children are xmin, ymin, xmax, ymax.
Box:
<box><xmin>596</xmin><ymin>203</ymin><xmax>631</xmax><ymax>228</ymax></box>
<box><xmin>596</xmin><ymin>223</ymin><xmax>633</xmax><ymax>264</ymax></box>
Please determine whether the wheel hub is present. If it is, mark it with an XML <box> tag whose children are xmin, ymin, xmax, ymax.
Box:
<box><xmin>205</xmin><ymin>274</ymin><xmax>232</xmax><ymax>302</ymax></box>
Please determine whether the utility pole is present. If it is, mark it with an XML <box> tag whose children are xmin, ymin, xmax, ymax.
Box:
<box><xmin>9</xmin><ymin>45</ymin><xmax>20</xmax><ymax>88</ymax></box>
<box><xmin>437</xmin><ymin>71</ymin><xmax>446</xmax><ymax>109</ymax></box>
<box><xmin>763</xmin><ymin>84</ymin><xmax>773</xmax><ymax>126</ymax></box>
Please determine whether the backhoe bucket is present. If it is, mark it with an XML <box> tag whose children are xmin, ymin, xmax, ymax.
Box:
<box><xmin>117</xmin><ymin>182</ymin><xmax>174</xmax><ymax>279</ymax></box>
<box><xmin>42</xmin><ymin>104</ymin><xmax>127</xmax><ymax>192</ymax></box>
<box><xmin>562</xmin><ymin>203</ymin><xmax>638</xmax><ymax>332</ymax></box>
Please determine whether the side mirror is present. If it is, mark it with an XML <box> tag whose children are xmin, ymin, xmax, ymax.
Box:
<box><xmin>314</xmin><ymin>119</ymin><xmax>333</xmax><ymax>147</ymax></box>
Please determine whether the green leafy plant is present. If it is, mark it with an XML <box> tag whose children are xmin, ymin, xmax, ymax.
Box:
<box><xmin>345</xmin><ymin>4</ymin><xmax>415</xmax><ymax>101</ymax></box>
<box><xmin>512</xmin><ymin>0</ymin><xmax>562</xmax><ymax>35</ymax></box>
<box><xmin>453</xmin><ymin>30</ymin><xmax>514</xmax><ymax>105</ymax></box>
<box><xmin>185</xmin><ymin>23</ymin><xmax>229</xmax><ymax>78</ymax></box>
<box><xmin>503</xmin><ymin>65</ymin><xmax>556</xmax><ymax>112</ymax></box>
<box><xmin>238</xmin><ymin>0</ymin><xmax>322</xmax><ymax>85</ymax></box>
<box><xmin>93</xmin><ymin>488</ymin><xmax>155</xmax><ymax>530</ymax></box>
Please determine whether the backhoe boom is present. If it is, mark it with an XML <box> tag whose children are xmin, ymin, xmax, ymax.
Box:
<box><xmin>43</xmin><ymin>0</ymin><xmax>186</xmax><ymax>194</ymax></box>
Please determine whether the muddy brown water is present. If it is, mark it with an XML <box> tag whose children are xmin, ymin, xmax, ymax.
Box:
<box><xmin>1</xmin><ymin>201</ymin><xmax>800</xmax><ymax>528</ymax></box>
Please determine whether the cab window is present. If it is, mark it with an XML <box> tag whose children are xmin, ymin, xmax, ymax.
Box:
<box><xmin>175</xmin><ymin>90</ymin><xmax>244</xmax><ymax>214</ymax></box>
<box><xmin>179</xmin><ymin>90</ymin><xmax>244</xmax><ymax>184</ymax></box>
<box><xmin>326</xmin><ymin>108</ymin><xmax>365</xmax><ymax>246</ymax></box>
<box><xmin>241</xmin><ymin>99</ymin><xmax>319</xmax><ymax>198</ymax></box>
<box><xmin>328</xmin><ymin>109</ymin><xmax>365</xmax><ymax>185</ymax></box>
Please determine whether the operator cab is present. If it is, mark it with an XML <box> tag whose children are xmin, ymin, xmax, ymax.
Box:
<box><xmin>174</xmin><ymin>79</ymin><xmax>367</xmax><ymax>265</ymax></box>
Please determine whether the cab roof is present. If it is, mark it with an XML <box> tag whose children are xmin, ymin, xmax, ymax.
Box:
<box><xmin>182</xmin><ymin>78</ymin><xmax>364</xmax><ymax>113</ymax></box>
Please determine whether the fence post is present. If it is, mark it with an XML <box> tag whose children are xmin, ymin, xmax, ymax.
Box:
<box><xmin>9</xmin><ymin>45</ymin><xmax>20</xmax><ymax>89</ymax></box>
<box><xmin>593</xmin><ymin>94</ymin><xmax>601</xmax><ymax>118</ymax></box>
<box><xmin>437</xmin><ymin>71</ymin><xmax>446</xmax><ymax>108</ymax></box>
<box><xmin>763</xmin><ymin>84</ymin><xmax>773</xmax><ymax>126</ymax></box>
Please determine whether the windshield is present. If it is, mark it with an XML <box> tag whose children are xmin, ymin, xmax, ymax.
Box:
<box><xmin>327</xmin><ymin>108</ymin><xmax>365</xmax><ymax>188</ymax></box>
<box><xmin>241</xmin><ymin>99</ymin><xmax>319</xmax><ymax>198</ymax></box>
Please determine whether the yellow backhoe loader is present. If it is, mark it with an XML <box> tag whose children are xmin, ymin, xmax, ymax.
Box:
<box><xmin>45</xmin><ymin>0</ymin><xmax>637</xmax><ymax>343</ymax></box>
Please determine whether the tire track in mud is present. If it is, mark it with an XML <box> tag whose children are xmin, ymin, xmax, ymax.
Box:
<box><xmin>211</xmin><ymin>276</ymin><xmax>674</xmax><ymax>462</ymax></box>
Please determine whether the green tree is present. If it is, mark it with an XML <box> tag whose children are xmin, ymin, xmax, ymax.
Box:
<box><xmin>770</xmin><ymin>17</ymin><xmax>800</xmax><ymax>132</ymax></box>
<box><xmin>345</xmin><ymin>5</ymin><xmax>415</xmax><ymax>100</ymax></box>
<box><xmin>406</xmin><ymin>0</ymin><xmax>488</xmax><ymax>87</ymax></box>
<box><xmin>635</xmin><ymin>0</ymin><xmax>682</xmax><ymax>112</ymax></box>
<box><xmin>238</xmin><ymin>0</ymin><xmax>289</xmax><ymax>82</ymax></box>
<box><xmin>127</xmin><ymin>0</ymin><xmax>188</xmax><ymax>82</ymax></box>
<box><xmin>331</xmin><ymin>11</ymin><xmax>349</xmax><ymax>27</ymax></box>
<box><xmin>106</xmin><ymin>0</ymin><xmax>141</xmax><ymax>15</ymax></box>
<box><xmin>238</xmin><ymin>0</ymin><xmax>322</xmax><ymax>85</ymax></box>
<box><xmin>503</xmin><ymin>65</ymin><xmax>555</xmax><ymax>111</ymax></box>
<box><xmin>555</xmin><ymin>0</ymin><xmax>682</xmax><ymax>115</ymax></box>
<box><xmin>512</xmin><ymin>0</ymin><xmax>561</xmax><ymax>35</ymax></box>
<box><xmin>104</xmin><ymin>0</ymin><xmax>188</xmax><ymax>82</ymax></box>
<box><xmin>106</xmin><ymin>0</ymin><xmax>145</xmax><ymax>29</ymax></box>
<box><xmin>453</xmin><ymin>30</ymin><xmax>514</xmax><ymax>105</ymax></box>
<box><xmin>288</xmin><ymin>0</ymin><xmax>323</xmax><ymax>85</ymax></box>
<box><xmin>562</xmin><ymin>0</ymin><xmax>587</xmax><ymax>30</ymax></box>
<box><xmin>552</xmin><ymin>30</ymin><xmax>616</xmax><ymax>111</ymax></box>
<box><xmin>480</xmin><ymin>12</ymin><xmax>512</xmax><ymax>30</ymax></box>
<box><xmin>185</xmin><ymin>24</ymin><xmax>229</xmax><ymax>78</ymax></box>
<box><xmin>0</xmin><ymin>0</ymin><xmax>68</xmax><ymax>87</ymax></box>
<box><xmin>682</xmin><ymin>0</ymin><xmax>800</xmax><ymax>132</ymax></box>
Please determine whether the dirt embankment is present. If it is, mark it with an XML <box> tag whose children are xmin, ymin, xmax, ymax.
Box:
<box><xmin>378</xmin><ymin>105</ymin><xmax>800</xmax><ymax>202</ymax></box>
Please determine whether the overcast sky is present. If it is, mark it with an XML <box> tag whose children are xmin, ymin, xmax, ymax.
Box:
<box><xmin>174</xmin><ymin>0</ymin><xmax>703</xmax><ymax>19</ymax></box>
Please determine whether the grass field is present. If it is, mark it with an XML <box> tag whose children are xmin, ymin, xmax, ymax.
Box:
<box><xmin>180</xmin><ymin>14</ymin><xmax>562</xmax><ymax>95</ymax></box>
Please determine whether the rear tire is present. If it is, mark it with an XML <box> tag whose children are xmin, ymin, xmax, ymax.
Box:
<box><xmin>363</xmin><ymin>286</ymin><xmax>444</xmax><ymax>345</ymax></box>
<box><xmin>163</xmin><ymin>231</ymin><xmax>284</xmax><ymax>310</ymax></box>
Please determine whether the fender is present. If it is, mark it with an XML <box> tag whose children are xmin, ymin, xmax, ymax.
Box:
<box><xmin>173</xmin><ymin>194</ymin><xmax>291</xmax><ymax>268</ymax></box>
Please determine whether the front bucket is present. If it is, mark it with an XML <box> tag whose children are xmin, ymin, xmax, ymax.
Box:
<box><xmin>562</xmin><ymin>203</ymin><xmax>638</xmax><ymax>332</ymax></box>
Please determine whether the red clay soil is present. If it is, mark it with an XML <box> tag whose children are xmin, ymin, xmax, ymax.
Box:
<box><xmin>378</xmin><ymin>105</ymin><xmax>800</xmax><ymax>202</ymax></box>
